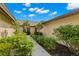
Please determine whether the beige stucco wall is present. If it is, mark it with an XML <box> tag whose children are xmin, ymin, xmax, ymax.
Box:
<box><xmin>0</xmin><ymin>11</ymin><xmax>15</xmax><ymax>37</ymax></box>
<box><xmin>41</xmin><ymin>13</ymin><xmax>79</xmax><ymax>37</ymax></box>
<box><xmin>0</xmin><ymin>27</ymin><xmax>14</xmax><ymax>36</ymax></box>
<box><xmin>0</xmin><ymin>12</ymin><xmax>13</xmax><ymax>27</ymax></box>
<box><xmin>30</xmin><ymin>27</ymin><xmax>35</xmax><ymax>34</ymax></box>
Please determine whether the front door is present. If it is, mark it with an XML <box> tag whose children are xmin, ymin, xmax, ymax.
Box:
<box><xmin>27</xmin><ymin>28</ymin><xmax>30</xmax><ymax>35</ymax></box>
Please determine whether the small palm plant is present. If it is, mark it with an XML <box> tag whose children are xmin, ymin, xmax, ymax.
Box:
<box><xmin>23</xmin><ymin>20</ymin><xmax>30</xmax><ymax>26</ymax></box>
<box><xmin>35</xmin><ymin>21</ymin><xmax>43</xmax><ymax>34</ymax></box>
<box><xmin>23</xmin><ymin>20</ymin><xmax>30</xmax><ymax>29</ymax></box>
<box><xmin>23</xmin><ymin>20</ymin><xmax>30</xmax><ymax>34</ymax></box>
<box><xmin>13</xmin><ymin>21</ymin><xmax>21</xmax><ymax>34</ymax></box>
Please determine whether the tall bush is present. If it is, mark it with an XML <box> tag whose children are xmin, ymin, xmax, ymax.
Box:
<box><xmin>55</xmin><ymin>25</ymin><xmax>79</xmax><ymax>55</ymax></box>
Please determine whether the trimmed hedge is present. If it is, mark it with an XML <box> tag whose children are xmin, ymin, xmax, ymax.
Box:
<box><xmin>32</xmin><ymin>35</ymin><xmax>57</xmax><ymax>52</ymax></box>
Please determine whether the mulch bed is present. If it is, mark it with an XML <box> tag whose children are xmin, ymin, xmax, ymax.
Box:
<box><xmin>49</xmin><ymin>43</ymin><xmax>77</xmax><ymax>56</ymax></box>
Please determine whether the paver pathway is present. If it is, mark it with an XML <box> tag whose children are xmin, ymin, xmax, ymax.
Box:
<box><xmin>27</xmin><ymin>36</ymin><xmax>51</xmax><ymax>56</ymax></box>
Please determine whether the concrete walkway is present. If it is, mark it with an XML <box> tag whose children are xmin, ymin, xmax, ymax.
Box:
<box><xmin>27</xmin><ymin>36</ymin><xmax>51</xmax><ymax>56</ymax></box>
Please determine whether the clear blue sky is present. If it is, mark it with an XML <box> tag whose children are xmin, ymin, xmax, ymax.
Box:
<box><xmin>6</xmin><ymin>3</ymin><xmax>79</xmax><ymax>22</ymax></box>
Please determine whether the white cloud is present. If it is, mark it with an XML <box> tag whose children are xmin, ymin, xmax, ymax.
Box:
<box><xmin>35</xmin><ymin>8</ymin><xmax>50</xmax><ymax>14</ymax></box>
<box><xmin>14</xmin><ymin>10</ymin><xmax>22</xmax><ymax>14</ymax></box>
<box><xmin>28</xmin><ymin>7</ymin><xmax>50</xmax><ymax>14</ymax></box>
<box><xmin>67</xmin><ymin>3</ymin><xmax>79</xmax><ymax>10</ymax></box>
<box><xmin>49</xmin><ymin>11</ymin><xmax>57</xmax><ymax>16</ymax></box>
<box><xmin>22</xmin><ymin>8</ymin><xmax>27</xmax><ymax>11</ymax></box>
<box><xmin>28</xmin><ymin>14</ymin><xmax>35</xmax><ymax>17</ymax></box>
<box><xmin>39</xmin><ymin>9</ymin><xmax>50</xmax><ymax>14</ymax></box>
<box><xmin>23</xmin><ymin>3</ymin><xmax>31</xmax><ymax>7</ymax></box>
<box><xmin>36</xmin><ymin>8</ymin><xmax>44</xmax><ymax>13</ymax></box>
<box><xmin>29</xmin><ymin>8</ymin><xmax>38</xmax><ymax>12</ymax></box>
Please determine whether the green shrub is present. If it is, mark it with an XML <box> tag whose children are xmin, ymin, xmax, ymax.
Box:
<box><xmin>55</xmin><ymin>25</ymin><xmax>79</xmax><ymax>55</ymax></box>
<box><xmin>32</xmin><ymin>35</ymin><xmax>57</xmax><ymax>52</ymax></box>
<box><xmin>0</xmin><ymin>43</ymin><xmax>13</xmax><ymax>56</ymax></box>
<box><xmin>0</xmin><ymin>33</ymin><xmax>34</xmax><ymax>56</ymax></box>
